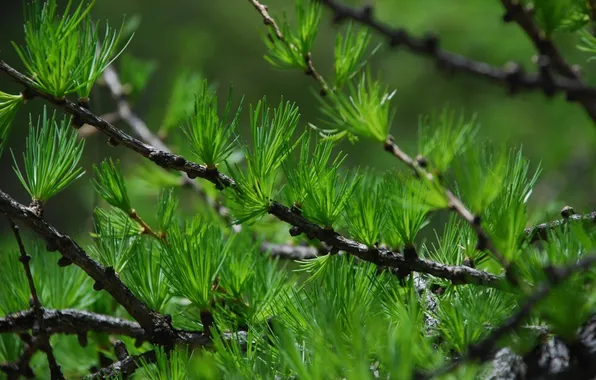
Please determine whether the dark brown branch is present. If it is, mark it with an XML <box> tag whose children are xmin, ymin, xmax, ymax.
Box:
<box><xmin>0</xmin><ymin>60</ymin><xmax>235</xmax><ymax>191</ymax></box>
<box><xmin>429</xmin><ymin>253</ymin><xmax>596</xmax><ymax>379</ymax></box>
<box><xmin>525</xmin><ymin>210</ymin><xmax>596</xmax><ymax>243</ymax></box>
<box><xmin>498</xmin><ymin>0</ymin><xmax>596</xmax><ymax>122</ymax></box>
<box><xmin>248</xmin><ymin>0</ymin><xmax>329</xmax><ymax>95</ymax></box>
<box><xmin>0</xmin><ymin>189</ymin><xmax>176</xmax><ymax>345</ymax></box>
<box><xmin>316</xmin><ymin>0</ymin><xmax>596</xmax><ymax>123</ymax></box>
<box><xmin>0</xmin><ymin>309</ymin><xmax>145</xmax><ymax>340</ymax></box>
<box><xmin>86</xmin><ymin>349</ymin><xmax>156</xmax><ymax>379</ymax></box>
<box><xmin>268</xmin><ymin>201</ymin><xmax>506</xmax><ymax>288</ymax></box>
<box><xmin>0</xmin><ymin>62</ymin><xmax>507</xmax><ymax>288</ymax></box>
<box><xmin>7</xmin><ymin>218</ymin><xmax>64</xmax><ymax>379</ymax></box>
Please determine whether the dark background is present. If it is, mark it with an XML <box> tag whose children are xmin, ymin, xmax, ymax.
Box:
<box><xmin>1</xmin><ymin>0</ymin><xmax>595</xmax><ymax>241</ymax></box>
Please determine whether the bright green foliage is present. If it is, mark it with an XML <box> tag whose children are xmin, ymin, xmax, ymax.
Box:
<box><xmin>76</xmin><ymin>18</ymin><xmax>131</xmax><ymax>98</ymax></box>
<box><xmin>94</xmin><ymin>206</ymin><xmax>143</xmax><ymax>236</ymax></box>
<box><xmin>138</xmin><ymin>347</ymin><xmax>193</xmax><ymax>380</ymax></box>
<box><xmin>183</xmin><ymin>80</ymin><xmax>241</xmax><ymax>168</ymax></box>
<box><xmin>577</xmin><ymin>28</ymin><xmax>596</xmax><ymax>62</ymax></box>
<box><xmin>88</xmin><ymin>218</ymin><xmax>139</xmax><ymax>274</ymax></box>
<box><xmin>345</xmin><ymin>173</ymin><xmax>388</xmax><ymax>247</ymax></box>
<box><xmin>384</xmin><ymin>174</ymin><xmax>431</xmax><ymax>248</ymax></box>
<box><xmin>159</xmin><ymin>217</ymin><xmax>231</xmax><ymax>310</ymax></box>
<box><xmin>160</xmin><ymin>70</ymin><xmax>203</xmax><ymax>138</ymax></box>
<box><xmin>264</xmin><ymin>0</ymin><xmax>321</xmax><ymax>71</ymax></box>
<box><xmin>484</xmin><ymin>149</ymin><xmax>541</xmax><ymax>262</ymax></box>
<box><xmin>0</xmin><ymin>92</ymin><xmax>22</xmax><ymax>158</ymax></box>
<box><xmin>123</xmin><ymin>239</ymin><xmax>172</xmax><ymax>312</ymax></box>
<box><xmin>118</xmin><ymin>54</ymin><xmax>158</xmax><ymax>98</ymax></box>
<box><xmin>156</xmin><ymin>188</ymin><xmax>178</xmax><ymax>232</ymax></box>
<box><xmin>226</xmin><ymin>98</ymin><xmax>301</xmax><ymax>224</ymax></box>
<box><xmin>284</xmin><ymin>135</ymin><xmax>336</xmax><ymax>207</ymax></box>
<box><xmin>434</xmin><ymin>286</ymin><xmax>517</xmax><ymax>354</ymax></box>
<box><xmin>315</xmin><ymin>70</ymin><xmax>396</xmax><ymax>142</ymax></box>
<box><xmin>518</xmin><ymin>226</ymin><xmax>596</xmax><ymax>340</ymax></box>
<box><xmin>92</xmin><ymin>158</ymin><xmax>132</xmax><ymax>213</ymax></box>
<box><xmin>1</xmin><ymin>243</ymin><xmax>100</xmax><ymax>312</ymax></box>
<box><xmin>424</xmin><ymin>214</ymin><xmax>475</xmax><ymax>267</ymax></box>
<box><xmin>417</xmin><ymin>108</ymin><xmax>478</xmax><ymax>173</ymax></box>
<box><xmin>453</xmin><ymin>143</ymin><xmax>508</xmax><ymax>215</ymax></box>
<box><xmin>0</xmin><ymin>250</ymin><xmax>30</xmax><ymax>316</ymax></box>
<box><xmin>301</xmin><ymin>150</ymin><xmax>361</xmax><ymax>229</ymax></box>
<box><xmin>12</xmin><ymin>108</ymin><xmax>85</xmax><ymax>203</ymax></box>
<box><xmin>0</xmin><ymin>334</ymin><xmax>22</xmax><ymax>365</ymax></box>
<box><xmin>245</xmin><ymin>98</ymin><xmax>301</xmax><ymax>181</ymax></box>
<box><xmin>528</xmin><ymin>0</ymin><xmax>589</xmax><ymax>34</ymax></box>
<box><xmin>334</xmin><ymin>23</ymin><xmax>376</xmax><ymax>88</ymax></box>
<box><xmin>13</xmin><ymin>0</ymin><xmax>128</xmax><ymax>98</ymax></box>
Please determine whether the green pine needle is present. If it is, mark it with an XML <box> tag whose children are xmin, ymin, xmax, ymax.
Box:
<box><xmin>88</xmin><ymin>217</ymin><xmax>139</xmax><ymax>274</ymax></box>
<box><xmin>417</xmin><ymin>107</ymin><xmax>478</xmax><ymax>173</ymax></box>
<box><xmin>92</xmin><ymin>158</ymin><xmax>132</xmax><ymax>213</ymax></box>
<box><xmin>264</xmin><ymin>0</ymin><xmax>321</xmax><ymax>71</ymax></box>
<box><xmin>123</xmin><ymin>238</ymin><xmax>172</xmax><ymax>313</ymax></box>
<box><xmin>183</xmin><ymin>80</ymin><xmax>241</xmax><ymax>168</ymax></box>
<box><xmin>156</xmin><ymin>188</ymin><xmax>179</xmax><ymax>233</ymax></box>
<box><xmin>12</xmin><ymin>107</ymin><xmax>85</xmax><ymax>203</ymax></box>
<box><xmin>76</xmin><ymin>17</ymin><xmax>133</xmax><ymax>98</ymax></box>
<box><xmin>334</xmin><ymin>22</ymin><xmax>378</xmax><ymax>88</ymax></box>
<box><xmin>160</xmin><ymin>217</ymin><xmax>231</xmax><ymax>309</ymax></box>
<box><xmin>345</xmin><ymin>172</ymin><xmax>388</xmax><ymax>247</ymax></box>
<box><xmin>384</xmin><ymin>174</ymin><xmax>431</xmax><ymax>248</ymax></box>
<box><xmin>0</xmin><ymin>91</ymin><xmax>23</xmax><ymax>158</ymax></box>
<box><xmin>313</xmin><ymin>70</ymin><xmax>396</xmax><ymax>142</ymax></box>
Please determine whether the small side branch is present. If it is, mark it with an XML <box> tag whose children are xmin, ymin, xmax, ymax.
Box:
<box><xmin>316</xmin><ymin>0</ymin><xmax>596</xmax><ymax>124</ymax></box>
<box><xmin>7</xmin><ymin>218</ymin><xmax>64</xmax><ymax>379</ymax></box>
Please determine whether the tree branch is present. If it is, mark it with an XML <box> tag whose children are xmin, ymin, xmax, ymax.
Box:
<box><xmin>525</xmin><ymin>210</ymin><xmax>596</xmax><ymax>243</ymax></box>
<box><xmin>0</xmin><ymin>309</ymin><xmax>145</xmax><ymax>341</ymax></box>
<box><xmin>248</xmin><ymin>0</ymin><xmax>329</xmax><ymax>95</ymax></box>
<box><xmin>429</xmin><ymin>253</ymin><xmax>596</xmax><ymax>379</ymax></box>
<box><xmin>315</xmin><ymin>0</ymin><xmax>596</xmax><ymax>123</ymax></box>
<box><xmin>86</xmin><ymin>348</ymin><xmax>156</xmax><ymax>379</ymax></box>
<box><xmin>0</xmin><ymin>60</ymin><xmax>235</xmax><ymax>192</ymax></box>
<box><xmin>268</xmin><ymin>201</ymin><xmax>506</xmax><ymax>288</ymax></box>
<box><xmin>0</xmin><ymin>189</ymin><xmax>176</xmax><ymax>345</ymax></box>
<box><xmin>7</xmin><ymin>218</ymin><xmax>64</xmax><ymax>379</ymax></box>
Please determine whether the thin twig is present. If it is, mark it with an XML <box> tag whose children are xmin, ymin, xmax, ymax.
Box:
<box><xmin>86</xmin><ymin>349</ymin><xmax>156</xmax><ymax>379</ymax></box>
<box><xmin>428</xmin><ymin>253</ymin><xmax>596</xmax><ymax>379</ymax></box>
<box><xmin>525</xmin><ymin>210</ymin><xmax>596</xmax><ymax>243</ymax></box>
<box><xmin>7</xmin><ymin>217</ymin><xmax>65</xmax><ymax>379</ymax></box>
<box><xmin>248</xmin><ymin>0</ymin><xmax>329</xmax><ymax>95</ymax></box>
<box><xmin>0</xmin><ymin>309</ymin><xmax>146</xmax><ymax>341</ymax></box>
<box><xmin>316</xmin><ymin>0</ymin><xmax>596</xmax><ymax>124</ymax></box>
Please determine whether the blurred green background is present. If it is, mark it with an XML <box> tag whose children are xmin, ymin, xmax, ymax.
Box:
<box><xmin>1</xmin><ymin>0</ymin><xmax>595</xmax><ymax>239</ymax></box>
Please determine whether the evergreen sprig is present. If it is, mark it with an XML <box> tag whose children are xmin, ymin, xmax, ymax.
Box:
<box><xmin>12</xmin><ymin>107</ymin><xmax>85</xmax><ymax>204</ymax></box>
<box><xmin>183</xmin><ymin>80</ymin><xmax>241</xmax><ymax>168</ymax></box>
<box><xmin>314</xmin><ymin>70</ymin><xmax>396</xmax><ymax>142</ymax></box>
<box><xmin>13</xmin><ymin>0</ymin><xmax>129</xmax><ymax>99</ymax></box>
<box><xmin>0</xmin><ymin>92</ymin><xmax>22</xmax><ymax>158</ymax></box>
<box><xmin>333</xmin><ymin>22</ymin><xmax>376</xmax><ymax>88</ymax></box>
<box><xmin>92</xmin><ymin>158</ymin><xmax>132</xmax><ymax>213</ymax></box>
<box><xmin>264</xmin><ymin>0</ymin><xmax>321</xmax><ymax>71</ymax></box>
